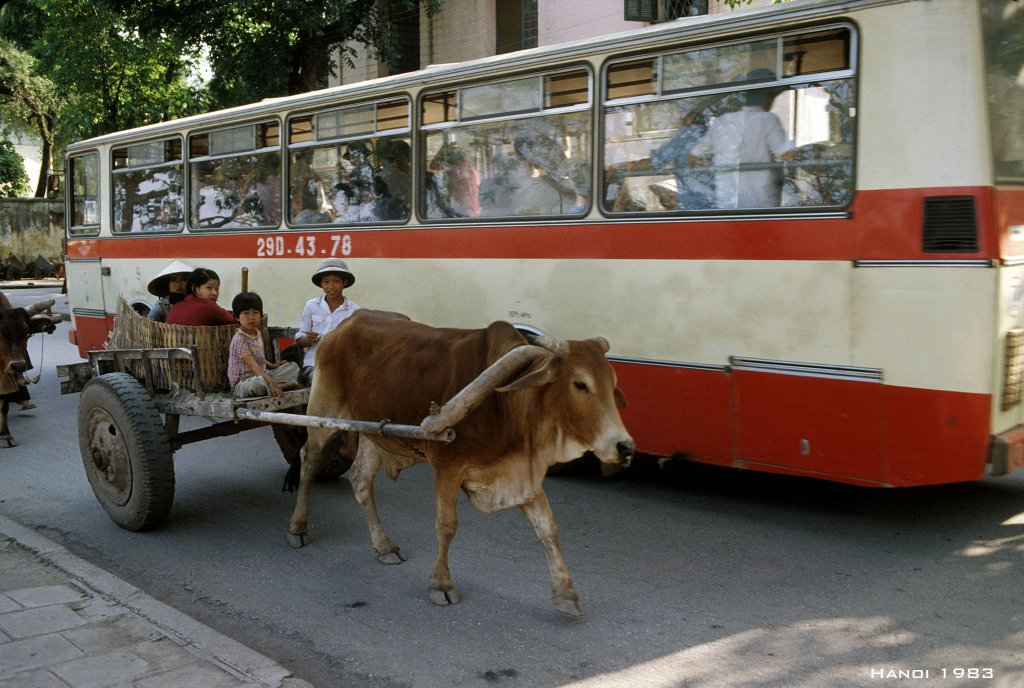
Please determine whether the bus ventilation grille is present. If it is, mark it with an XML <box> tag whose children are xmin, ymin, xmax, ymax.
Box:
<box><xmin>922</xmin><ymin>196</ymin><xmax>978</xmax><ymax>253</ymax></box>
<box><xmin>1002</xmin><ymin>329</ymin><xmax>1024</xmax><ymax>411</ymax></box>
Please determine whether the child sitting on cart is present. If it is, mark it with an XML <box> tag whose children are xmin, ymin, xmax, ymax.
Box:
<box><xmin>228</xmin><ymin>292</ymin><xmax>301</xmax><ymax>398</ymax></box>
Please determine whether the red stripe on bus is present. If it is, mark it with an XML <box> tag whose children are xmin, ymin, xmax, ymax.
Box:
<box><xmin>613</xmin><ymin>359</ymin><xmax>991</xmax><ymax>487</ymax></box>
<box><xmin>72</xmin><ymin>312</ymin><xmax>996</xmax><ymax>486</ymax></box>
<box><xmin>997</xmin><ymin>187</ymin><xmax>1024</xmax><ymax>261</ymax></box>
<box><xmin>66</xmin><ymin>186</ymin><xmax>1003</xmax><ymax>262</ymax></box>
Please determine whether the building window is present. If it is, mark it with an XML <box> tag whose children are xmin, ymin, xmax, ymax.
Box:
<box><xmin>497</xmin><ymin>0</ymin><xmax>539</xmax><ymax>54</ymax></box>
<box><xmin>625</xmin><ymin>0</ymin><xmax>708</xmax><ymax>22</ymax></box>
<box><xmin>665</xmin><ymin>0</ymin><xmax>708</xmax><ymax>19</ymax></box>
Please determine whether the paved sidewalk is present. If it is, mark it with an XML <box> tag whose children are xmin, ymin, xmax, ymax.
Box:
<box><xmin>0</xmin><ymin>514</ymin><xmax>314</xmax><ymax>688</ymax></box>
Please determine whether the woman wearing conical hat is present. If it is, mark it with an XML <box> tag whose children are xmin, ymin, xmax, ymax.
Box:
<box><xmin>146</xmin><ymin>260</ymin><xmax>195</xmax><ymax>322</ymax></box>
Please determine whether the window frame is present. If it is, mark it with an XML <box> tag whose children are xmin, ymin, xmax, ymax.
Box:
<box><xmin>109</xmin><ymin>135</ymin><xmax>185</xmax><ymax>235</ymax></box>
<box><xmin>68</xmin><ymin>151</ymin><xmax>101</xmax><ymax>237</ymax></box>
<box><xmin>418</xmin><ymin>64</ymin><xmax>595</xmax><ymax>223</ymax></box>
<box><xmin>600</xmin><ymin>22</ymin><xmax>858</xmax><ymax>217</ymax></box>
<box><xmin>285</xmin><ymin>95</ymin><xmax>413</xmax><ymax>228</ymax></box>
<box><xmin>186</xmin><ymin>118</ymin><xmax>283</xmax><ymax>232</ymax></box>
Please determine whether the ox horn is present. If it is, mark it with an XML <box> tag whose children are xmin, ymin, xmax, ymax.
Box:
<box><xmin>420</xmin><ymin>344</ymin><xmax>551</xmax><ymax>435</ymax></box>
<box><xmin>589</xmin><ymin>336</ymin><xmax>610</xmax><ymax>353</ymax></box>
<box><xmin>24</xmin><ymin>299</ymin><xmax>56</xmax><ymax>316</ymax></box>
<box><xmin>526</xmin><ymin>332</ymin><xmax>569</xmax><ymax>359</ymax></box>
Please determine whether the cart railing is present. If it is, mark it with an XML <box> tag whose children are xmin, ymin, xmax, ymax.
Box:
<box><xmin>87</xmin><ymin>347</ymin><xmax>207</xmax><ymax>395</ymax></box>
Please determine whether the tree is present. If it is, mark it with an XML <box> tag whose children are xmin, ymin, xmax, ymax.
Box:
<box><xmin>106</xmin><ymin>0</ymin><xmax>442</xmax><ymax>107</ymax></box>
<box><xmin>0</xmin><ymin>39</ymin><xmax>59</xmax><ymax>197</ymax></box>
<box><xmin>0</xmin><ymin>138</ymin><xmax>30</xmax><ymax>197</ymax></box>
<box><xmin>0</xmin><ymin>0</ymin><xmax>208</xmax><ymax>143</ymax></box>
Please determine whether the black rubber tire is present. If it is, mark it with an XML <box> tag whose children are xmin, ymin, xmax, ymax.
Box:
<box><xmin>78</xmin><ymin>373</ymin><xmax>175</xmax><ymax>531</ymax></box>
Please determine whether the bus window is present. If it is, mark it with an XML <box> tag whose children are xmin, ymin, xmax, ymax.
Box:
<box><xmin>69</xmin><ymin>153</ymin><xmax>100</xmax><ymax>235</ymax></box>
<box><xmin>982</xmin><ymin>0</ymin><xmax>1024</xmax><ymax>183</ymax></box>
<box><xmin>111</xmin><ymin>138</ymin><xmax>184</xmax><ymax>233</ymax></box>
<box><xmin>287</xmin><ymin>97</ymin><xmax>412</xmax><ymax>225</ymax></box>
<box><xmin>189</xmin><ymin>121</ymin><xmax>281</xmax><ymax>229</ymax></box>
<box><xmin>422</xmin><ymin>68</ymin><xmax>592</xmax><ymax>220</ymax></box>
<box><xmin>603</xmin><ymin>27</ymin><xmax>855</xmax><ymax>213</ymax></box>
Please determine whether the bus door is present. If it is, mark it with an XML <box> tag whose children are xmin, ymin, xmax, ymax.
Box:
<box><xmin>64</xmin><ymin>257</ymin><xmax>112</xmax><ymax>356</ymax></box>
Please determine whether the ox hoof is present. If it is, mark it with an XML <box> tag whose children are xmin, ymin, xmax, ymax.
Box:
<box><xmin>429</xmin><ymin>585</ymin><xmax>461</xmax><ymax>607</ymax></box>
<box><xmin>287</xmin><ymin>531</ymin><xmax>309</xmax><ymax>548</ymax></box>
<box><xmin>554</xmin><ymin>596</ymin><xmax>584</xmax><ymax>618</ymax></box>
<box><xmin>377</xmin><ymin>548</ymin><xmax>407</xmax><ymax>565</ymax></box>
<box><xmin>0</xmin><ymin>435</ymin><xmax>17</xmax><ymax>448</ymax></box>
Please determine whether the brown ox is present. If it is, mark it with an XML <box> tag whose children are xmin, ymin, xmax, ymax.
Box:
<box><xmin>0</xmin><ymin>298</ymin><xmax>61</xmax><ymax>447</ymax></box>
<box><xmin>288</xmin><ymin>309</ymin><xmax>634</xmax><ymax>617</ymax></box>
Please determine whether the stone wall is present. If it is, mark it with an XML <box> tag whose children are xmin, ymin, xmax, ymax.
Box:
<box><xmin>0</xmin><ymin>198</ymin><xmax>64</xmax><ymax>279</ymax></box>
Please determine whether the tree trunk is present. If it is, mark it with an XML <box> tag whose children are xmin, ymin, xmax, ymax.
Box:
<box><xmin>33</xmin><ymin>135</ymin><xmax>51</xmax><ymax>198</ymax></box>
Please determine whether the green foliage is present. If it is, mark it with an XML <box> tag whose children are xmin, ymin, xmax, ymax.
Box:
<box><xmin>106</xmin><ymin>0</ymin><xmax>442</xmax><ymax>107</ymax></box>
<box><xmin>0</xmin><ymin>138</ymin><xmax>30</xmax><ymax>197</ymax></box>
<box><xmin>0</xmin><ymin>37</ymin><xmax>58</xmax><ymax>195</ymax></box>
<box><xmin>1</xmin><ymin>0</ymin><xmax>208</xmax><ymax>143</ymax></box>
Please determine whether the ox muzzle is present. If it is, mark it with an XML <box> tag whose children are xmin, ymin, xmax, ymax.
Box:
<box><xmin>616</xmin><ymin>440</ymin><xmax>636</xmax><ymax>467</ymax></box>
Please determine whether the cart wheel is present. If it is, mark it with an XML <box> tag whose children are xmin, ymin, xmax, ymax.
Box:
<box><xmin>78</xmin><ymin>373</ymin><xmax>174</xmax><ymax>531</ymax></box>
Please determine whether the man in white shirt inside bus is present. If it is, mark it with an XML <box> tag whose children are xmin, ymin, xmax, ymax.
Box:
<box><xmin>688</xmin><ymin>68</ymin><xmax>796</xmax><ymax>209</ymax></box>
<box><xmin>296</xmin><ymin>258</ymin><xmax>360</xmax><ymax>384</ymax></box>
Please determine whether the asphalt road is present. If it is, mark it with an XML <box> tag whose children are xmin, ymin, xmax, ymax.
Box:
<box><xmin>0</xmin><ymin>293</ymin><xmax>1022</xmax><ymax>687</ymax></box>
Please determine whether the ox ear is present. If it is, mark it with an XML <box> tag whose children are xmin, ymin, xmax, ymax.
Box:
<box><xmin>496</xmin><ymin>355</ymin><xmax>559</xmax><ymax>392</ymax></box>
<box><xmin>614</xmin><ymin>387</ymin><xmax>628</xmax><ymax>409</ymax></box>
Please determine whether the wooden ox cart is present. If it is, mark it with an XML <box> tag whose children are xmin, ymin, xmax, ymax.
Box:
<box><xmin>56</xmin><ymin>299</ymin><xmax>450</xmax><ymax>531</ymax></box>
<box><xmin>58</xmin><ymin>300</ymin><xmax>535</xmax><ymax>532</ymax></box>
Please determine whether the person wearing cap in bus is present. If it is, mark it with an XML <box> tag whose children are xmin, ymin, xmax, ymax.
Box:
<box><xmin>146</xmin><ymin>260</ymin><xmax>195</xmax><ymax>322</ymax></box>
<box><xmin>296</xmin><ymin>258</ymin><xmax>359</xmax><ymax>384</ymax></box>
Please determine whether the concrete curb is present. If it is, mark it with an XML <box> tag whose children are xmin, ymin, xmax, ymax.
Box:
<box><xmin>0</xmin><ymin>514</ymin><xmax>313</xmax><ymax>688</ymax></box>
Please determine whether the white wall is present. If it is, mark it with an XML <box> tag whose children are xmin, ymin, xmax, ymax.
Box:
<box><xmin>12</xmin><ymin>133</ymin><xmax>40</xmax><ymax>198</ymax></box>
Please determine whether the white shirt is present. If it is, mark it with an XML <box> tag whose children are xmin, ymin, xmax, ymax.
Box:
<box><xmin>297</xmin><ymin>295</ymin><xmax>360</xmax><ymax>367</ymax></box>
<box><xmin>690</xmin><ymin>106</ymin><xmax>793</xmax><ymax>209</ymax></box>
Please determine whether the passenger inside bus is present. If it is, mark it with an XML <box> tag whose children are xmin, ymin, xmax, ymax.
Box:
<box><xmin>687</xmin><ymin>69</ymin><xmax>796</xmax><ymax>209</ymax></box>
<box><xmin>291</xmin><ymin>183</ymin><xmax>331</xmax><ymax>225</ymax></box>
<box><xmin>610</xmin><ymin>94</ymin><xmax>733</xmax><ymax>211</ymax></box>
<box><xmin>428</xmin><ymin>143</ymin><xmax>481</xmax><ymax>218</ymax></box>
<box><xmin>375</xmin><ymin>138</ymin><xmax>412</xmax><ymax>218</ymax></box>
<box><xmin>295</xmin><ymin>259</ymin><xmax>359</xmax><ymax>385</ymax></box>
<box><xmin>166</xmin><ymin>268</ymin><xmax>236</xmax><ymax>326</ymax></box>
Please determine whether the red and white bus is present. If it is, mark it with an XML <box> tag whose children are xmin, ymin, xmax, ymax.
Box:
<box><xmin>64</xmin><ymin>0</ymin><xmax>1024</xmax><ymax>487</ymax></box>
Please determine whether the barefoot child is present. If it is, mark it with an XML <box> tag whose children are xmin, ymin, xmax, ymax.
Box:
<box><xmin>228</xmin><ymin>292</ymin><xmax>301</xmax><ymax>398</ymax></box>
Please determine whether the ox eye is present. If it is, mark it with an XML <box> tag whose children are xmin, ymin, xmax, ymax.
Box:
<box><xmin>573</xmin><ymin>381</ymin><xmax>589</xmax><ymax>392</ymax></box>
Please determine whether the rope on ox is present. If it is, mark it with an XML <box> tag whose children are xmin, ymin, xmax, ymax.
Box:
<box><xmin>23</xmin><ymin>299</ymin><xmax>61</xmax><ymax>385</ymax></box>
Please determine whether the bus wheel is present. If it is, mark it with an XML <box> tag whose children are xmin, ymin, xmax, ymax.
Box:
<box><xmin>78</xmin><ymin>373</ymin><xmax>175</xmax><ymax>531</ymax></box>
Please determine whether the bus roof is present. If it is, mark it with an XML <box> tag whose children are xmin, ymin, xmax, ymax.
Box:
<box><xmin>65</xmin><ymin>0</ymin><xmax>903</xmax><ymax>153</ymax></box>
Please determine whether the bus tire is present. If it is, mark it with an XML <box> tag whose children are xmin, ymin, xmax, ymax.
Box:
<box><xmin>78</xmin><ymin>373</ymin><xmax>175</xmax><ymax>531</ymax></box>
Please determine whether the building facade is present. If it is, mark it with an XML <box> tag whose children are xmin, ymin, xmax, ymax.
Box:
<box><xmin>331</xmin><ymin>0</ymin><xmax>775</xmax><ymax>87</ymax></box>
